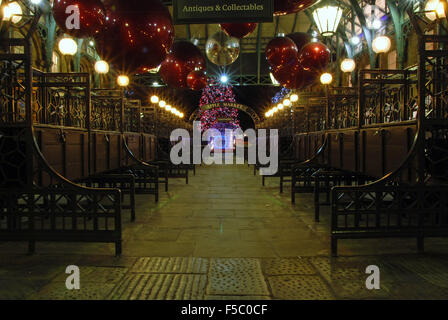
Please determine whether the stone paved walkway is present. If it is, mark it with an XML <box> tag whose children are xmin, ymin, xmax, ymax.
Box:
<box><xmin>1</xmin><ymin>163</ymin><xmax>448</xmax><ymax>299</ymax></box>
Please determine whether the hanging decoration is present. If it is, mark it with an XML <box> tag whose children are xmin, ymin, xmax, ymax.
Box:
<box><xmin>266</xmin><ymin>31</ymin><xmax>329</xmax><ymax>90</ymax></box>
<box><xmin>272</xmin><ymin>87</ymin><xmax>291</xmax><ymax>104</ymax></box>
<box><xmin>220</xmin><ymin>23</ymin><xmax>258</xmax><ymax>39</ymax></box>
<box><xmin>199</xmin><ymin>81</ymin><xmax>240</xmax><ymax>132</ymax></box>
<box><xmin>274</xmin><ymin>0</ymin><xmax>317</xmax><ymax>16</ymax></box>
<box><xmin>53</xmin><ymin>0</ymin><xmax>107</xmax><ymax>38</ymax></box>
<box><xmin>159</xmin><ymin>41</ymin><xmax>206</xmax><ymax>89</ymax></box>
<box><xmin>187</xmin><ymin>70</ymin><xmax>208</xmax><ymax>91</ymax></box>
<box><xmin>94</xmin><ymin>0</ymin><xmax>174</xmax><ymax>73</ymax></box>
<box><xmin>205</xmin><ymin>31</ymin><xmax>240</xmax><ymax>66</ymax></box>
<box><xmin>299</xmin><ymin>42</ymin><xmax>331</xmax><ymax>72</ymax></box>
<box><xmin>266</xmin><ymin>37</ymin><xmax>298</xmax><ymax>67</ymax></box>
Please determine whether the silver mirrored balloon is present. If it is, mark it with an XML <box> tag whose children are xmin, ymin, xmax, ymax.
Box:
<box><xmin>205</xmin><ymin>31</ymin><xmax>240</xmax><ymax>66</ymax></box>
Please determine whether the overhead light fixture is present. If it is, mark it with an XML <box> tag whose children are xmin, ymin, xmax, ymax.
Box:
<box><xmin>150</xmin><ymin>95</ymin><xmax>159</xmax><ymax>104</ymax></box>
<box><xmin>425</xmin><ymin>0</ymin><xmax>446</xmax><ymax>20</ymax></box>
<box><xmin>350</xmin><ymin>35</ymin><xmax>361</xmax><ymax>46</ymax></box>
<box><xmin>3</xmin><ymin>1</ymin><xmax>22</xmax><ymax>24</ymax></box>
<box><xmin>290</xmin><ymin>94</ymin><xmax>299</xmax><ymax>102</ymax></box>
<box><xmin>283</xmin><ymin>99</ymin><xmax>291</xmax><ymax>107</ymax></box>
<box><xmin>165</xmin><ymin>105</ymin><xmax>172</xmax><ymax>111</ymax></box>
<box><xmin>320</xmin><ymin>72</ymin><xmax>333</xmax><ymax>85</ymax></box>
<box><xmin>117</xmin><ymin>75</ymin><xmax>130</xmax><ymax>87</ymax></box>
<box><xmin>312</xmin><ymin>0</ymin><xmax>344</xmax><ymax>37</ymax></box>
<box><xmin>340</xmin><ymin>58</ymin><xmax>356</xmax><ymax>73</ymax></box>
<box><xmin>372</xmin><ymin>35</ymin><xmax>391</xmax><ymax>53</ymax></box>
<box><xmin>159</xmin><ymin>100</ymin><xmax>166</xmax><ymax>108</ymax></box>
<box><xmin>30</xmin><ymin>0</ymin><xmax>42</xmax><ymax>4</ymax></box>
<box><xmin>180</xmin><ymin>113</ymin><xmax>184</xmax><ymax>118</ymax></box>
<box><xmin>94</xmin><ymin>60</ymin><xmax>109</xmax><ymax>74</ymax></box>
<box><xmin>220</xmin><ymin>75</ymin><xmax>229</xmax><ymax>83</ymax></box>
<box><xmin>58</xmin><ymin>37</ymin><xmax>78</xmax><ymax>55</ymax></box>
<box><xmin>372</xmin><ymin>19</ymin><xmax>382</xmax><ymax>30</ymax></box>
<box><xmin>277</xmin><ymin>103</ymin><xmax>284</xmax><ymax>110</ymax></box>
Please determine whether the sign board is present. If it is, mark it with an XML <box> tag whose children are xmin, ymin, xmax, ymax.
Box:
<box><xmin>173</xmin><ymin>0</ymin><xmax>274</xmax><ymax>24</ymax></box>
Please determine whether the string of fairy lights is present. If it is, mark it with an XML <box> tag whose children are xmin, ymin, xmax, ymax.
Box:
<box><xmin>265</xmin><ymin>93</ymin><xmax>299</xmax><ymax>118</ymax></box>
<box><xmin>150</xmin><ymin>95</ymin><xmax>184</xmax><ymax>119</ymax></box>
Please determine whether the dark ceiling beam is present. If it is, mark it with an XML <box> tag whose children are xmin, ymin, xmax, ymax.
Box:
<box><xmin>348</xmin><ymin>0</ymin><xmax>376</xmax><ymax>68</ymax></box>
<box><xmin>291</xmin><ymin>13</ymin><xmax>299</xmax><ymax>33</ymax></box>
<box><xmin>274</xmin><ymin>16</ymin><xmax>280</xmax><ymax>36</ymax></box>
<box><xmin>186</xmin><ymin>24</ymin><xmax>191</xmax><ymax>40</ymax></box>
<box><xmin>256</xmin><ymin>23</ymin><xmax>263</xmax><ymax>84</ymax></box>
<box><xmin>387</xmin><ymin>0</ymin><xmax>405</xmax><ymax>69</ymax></box>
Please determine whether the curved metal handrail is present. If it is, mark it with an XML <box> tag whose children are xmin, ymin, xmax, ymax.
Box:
<box><xmin>122</xmin><ymin>136</ymin><xmax>159</xmax><ymax>170</ymax></box>
<box><xmin>293</xmin><ymin>133</ymin><xmax>329</xmax><ymax>169</ymax></box>
<box><xmin>31</xmin><ymin>127</ymin><xmax>119</xmax><ymax>193</ymax></box>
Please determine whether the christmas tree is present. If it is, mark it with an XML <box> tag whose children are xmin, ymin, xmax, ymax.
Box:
<box><xmin>199</xmin><ymin>80</ymin><xmax>240</xmax><ymax>132</ymax></box>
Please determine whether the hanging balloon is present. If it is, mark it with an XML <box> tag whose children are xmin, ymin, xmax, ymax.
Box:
<box><xmin>187</xmin><ymin>70</ymin><xmax>208</xmax><ymax>91</ymax></box>
<box><xmin>286</xmin><ymin>32</ymin><xmax>312</xmax><ymax>52</ymax></box>
<box><xmin>160</xmin><ymin>41</ymin><xmax>206</xmax><ymax>88</ymax></box>
<box><xmin>274</xmin><ymin>0</ymin><xmax>317</xmax><ymax>16</ymax></box>
<box><xmin>220</xmin><ymin>23</ymin><xmax>258</xmax><ymax>39</ymax></box>
<box><xmin>94</xmin><ymin>0</ymin><xmax>174</xmax><ymax>73</ymax></box>
<box><xmin>265</xmin><ymin>37</ymin><xmax>299</xmax><ymax>68</ymax></box>
<box><xmin>272</xmin><ymin>60</ymin><xmax>318</xmax><ymax>89</ymax></box>
<box><xmin>53</xmin><ymin>0</ymin><xmax>107</xmax><ymax>38</ymax></box>
<box><xmin>299</xmin><ymin>42</ymin><xmax>331</xmax><ymax>72</ymax></box>
<box><xmin>205</xmin><ymin>31</ymin><xmax>240</xmax><ymax>66</ymax></box>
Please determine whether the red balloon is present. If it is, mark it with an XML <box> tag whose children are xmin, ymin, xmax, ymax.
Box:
<box><xmin>187</xmin><ymin>70</ymin><xmax>208</xmax><ymax>91</ymax></box>
<box><xmin>220</xmin><ymin>23</ymin><xmax>258</xmax><ymax>39</ymax></box>
<box><xmin>160</xmin><ymin>41</ymin><xmax>206</xmax><ymax>88</ymax></box>
<box><xmin>274</xmin><ymin>0</ymin><xmax>317</xmax><ymax>16</ymax></box>
<box><xmin>272</xmin><ymin>60</ymin><xmax>318</xmax><ymax>89</ymax></box>
<box><xmin>265</xmin><ymin>37</ymin><xmax>298</xmax><ymax>67</ymax></box>
<box><xmin>53</xmin><ymin>0</ymin><xmax>107</xmax><ymax>38</ymax></box>
<box><xmin>286</xmin><ymin>32</ymin><xmax>312</xmax><ymax>52</ymax></box>
<box><xmin>299</xmin><ymin>42</ymin><xmax>331</xmax><ymax>72</ymax></box>
<box><xmin>94</xmin><ymin>0</ymin><xmax>174</xmax><ymax>73</ymax></box>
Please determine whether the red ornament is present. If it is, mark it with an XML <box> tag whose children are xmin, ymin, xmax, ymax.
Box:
<box><xmin>299</xmin><ymin>42</ymin><xmax>331</xmax><ymax>72</ymax></box>
<box><xmin>286</xmin><ymin>32</ymin><xmax>312</xmax><ymax>52</ymax></box>
<box><xmin>160</xmin><ymin>41</ymin><xmax>206</xmax><ymax>88</ymax></box>
<box><xmin>187</xmin><ymin>70</ymin><xmax>208</xmax><ymax>91</ymax></box>
<box><xmin>272</xmin><ymin>60</ymin><xmax>318</xmax><ymax>89</ymax></box>
<box><xmin>274</xmin><ymin>0</ymin><xmax>317</xmax><ymax>16</ymax></box>
<box><xmin>53</xmin><ymin>0</ymin><xmax>107</xmax><ymax>38</ymax></box>
<box><xmin>220</xmin><ymin>23</ymin><xmax>258</xmax><ymax>39</ymax></box>
<box><xmin>265</xmin><ymin>37</ymin><xmax>299</xmax><ymax>67</ymax></box>
<box><xmin>94</xmin><ymin>0</ymin><xmax>174</xmax><ymax>73</ymax></box>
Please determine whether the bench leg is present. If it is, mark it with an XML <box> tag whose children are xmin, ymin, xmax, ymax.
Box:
<box><xmin>291</xmin><ymin>185</ymin><xmax>295</xmax><ymax>204</ymax></box>
<box><xmin>314</xmin><ymin>190</ymin><xmax>320</xmax><ymax>222</ymax></box>
<box><xmin>417</xmin><ymin>236</ymin><xmax>424</xmax><ymax>253</ymax></box>
<box><xmin>28</xmin><ymin>241</ymin><xmax>35</xmax><ymax>255</ymax></box>
<box><xmin>331</xmin><ymin>237</ymin><xmax>338</xmax><ymax>257</ymax></box>
<box><xmin>262</xmin><ymin>176</ymin><xmax>265</xmax><ymax>186</ymax></box>
<box><xmin>115</xmin><ymin>241</ymin><xmax>122</xmax><ymax>257</ymax></box>
<box><xmin>186</xmin><ymin>172</ymin><xmax>189</xmax><ymax>185</ymax></box>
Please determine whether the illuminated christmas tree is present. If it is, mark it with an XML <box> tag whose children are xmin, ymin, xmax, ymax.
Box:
<box><xmin>199</xmin><ymin>81</ymin><xmax>240</xmax><ymax>132</ymax></box>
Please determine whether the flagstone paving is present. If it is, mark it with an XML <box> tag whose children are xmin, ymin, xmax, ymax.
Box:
<box><xmin>1</xmin><ymin>163</ymin><xmax>448</xmax><ymax>299</ymax></box>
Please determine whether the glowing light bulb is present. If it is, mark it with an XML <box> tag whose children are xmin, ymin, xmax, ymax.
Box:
<box><xmin>58</xmin><ymin>37</ymin><xmax>78</xmax><ymax>55</ymax></box>
<box><xmin>150</xmin><ymin>95</ymin><xmax>159</xmax><ymax>104</ymax></box>
<box><xmin>340</xmin><ymin>58</ymin><xmax>356</xmax><ymax>73</ymax></box>
<box><xmin>117</xmin><ymin>75</ymin><xmax>130</xmax><ymax>87</ymax></box>
<box><xmin>372</xmin><ymin>35</ymin><xmax>391</xmax><ymax>53</ymax></box>
<box><xmin>320</xmin><ymin>72</ymin><xmax>333</xmax><ymax>85</ymax></box>
<box><xmin>283</xmin><ymin>99</ymin><xmax>291</xmax><ymax>107</ymax></box>
<box><xmin>290</xmin><ymin>94</ymin><xmax>299</xmax><ymax>102</ymax></box>
<box><xmin>159</xmin><ymin>101</ymin><xmax>166</xmax><ymax>108</ymax></box>
<box><xmin>94</xmin><ymin>60</ymin><xmax>109</xmax><ymax>74</ymax></box>
<box><xmin>3</xmin><ymin>2</ymin><xmax>22</xmax><ymax>24</ymax></box>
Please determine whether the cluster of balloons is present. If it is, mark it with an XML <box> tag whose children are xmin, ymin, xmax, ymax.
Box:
<box><xmin>53</xmin><ymin>0</ymin><xmax>175</xmax><ymax>74</ymax></box>
<box><xmin>159</xmin><ymin>41</ymin><xmax>208</xmax><ymax>91</ymax></box>
<box><xmin>266</xmin><ymin>32</ymin><xmax>331</xmax><ymax>89</ymax></box>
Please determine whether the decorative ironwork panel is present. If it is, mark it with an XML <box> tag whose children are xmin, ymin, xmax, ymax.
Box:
<box><xmin>91</xmin><ymin>89</ymin><xmax>122</xmax><ymax>131</ymax></box>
